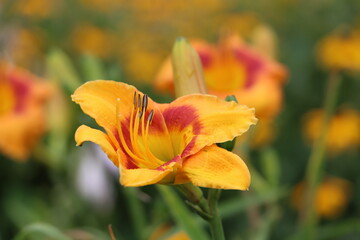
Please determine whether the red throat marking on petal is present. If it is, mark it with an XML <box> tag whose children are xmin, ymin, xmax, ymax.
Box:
<box><xmin>162</xmin><ymin>105</ymin><xmax>202</xmax><ymax>134</ymax></box>
<box><xmin>115</xmin><ymin>92</ymin><xmax>165</xmax><ymax>170</ymax></box>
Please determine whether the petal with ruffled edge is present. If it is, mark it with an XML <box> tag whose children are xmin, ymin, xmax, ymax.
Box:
<box><xmin>160</xmin><ymin>94</ymin><xmax>257</xmax><ymax>158</ymax></box>
<box><xmin>75</xmin><ymin>125</ymin><xmax>118</xmax><ymax>165</ymax></box>
<box><xmin>174</xmin><ymin>145</ymin><xmax>250</xmax><ymax>190</ymax></box>
<box><xmin>72</xmin><ymin>80</ymin><xmax>174</xmax><ymax>166</ymax></box>
<box><xmin>71</xmin><ymin>80</ymin><xmax>136</xmax><ymax>132</ymax></box>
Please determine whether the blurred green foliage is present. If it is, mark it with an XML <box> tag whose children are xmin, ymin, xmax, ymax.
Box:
<box><xmin>0</xmin><ymin>0</ymin><xmax>360</xmax><ymax>239</ymax></box>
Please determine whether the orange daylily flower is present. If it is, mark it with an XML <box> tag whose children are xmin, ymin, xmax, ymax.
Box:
<box><xmin>155</xmin><ymin>34</ymin><xmax>287</xmax><ymax>119</ymax></box>
<box><xmin>12</xmin><ymin>0</ymin><xmax>60</xmax><ymax>19</ymax></box>
<box><xmin>317</xmin><ymin>27</ymin><xmax>360</xmax><ymax>71</ymax></box>
<box><xmin>149</xmin><ymin>224</ymin><xmax>190</xmax><ymax>240</ymax></box>
<box><xmin>303</xmin><ymin>108</ymin><xmax>360</xmax><ymax>155</ymax></box>
<box><xmin>0</xmin><ymin>62</ymin><xmax>49</xmax><ymax>161</ymax></box>
<box><xmin>292</xmin><ymin>177</ymin><xmax>352</xmax><ymax>219</ymax></box>
<box><xmin>72</xmin><ymin>80</ymin><xmax>257</xmax><ymax>189</ymax></box>
<box><xmin>70</xmin><ymin>24</ymin><xmax>116</xmax><ymax>59</ymax></box>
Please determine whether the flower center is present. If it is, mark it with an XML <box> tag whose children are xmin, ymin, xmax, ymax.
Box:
<box><xmin>204</xmin><ymin>52</ymin><xmax>246</xmax><ymax>92</ymax></box>
<box><xmin>115</xmin><ymin>92</ymin><xmax>165</xmax><ymax>169</ymax></box>
<box><xmin>0</xmin><ymin>81</ymin><xmax>16</xmax><ymax>115</ymax></box>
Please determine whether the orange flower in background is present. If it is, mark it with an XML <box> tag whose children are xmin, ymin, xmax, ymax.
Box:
<box><xmin>156</xmin><ymin>33</ymin><xmax>287</xmax><ymax>119</ymax></box>
<box><xmin>116</xmin><ymin>32</ymin><xmax>169</xmax><ymax>84</ymax></box>
<box><xmin>77</xmin><ymin>0</ymin><xmax>122</xmax><ymax>12</ymax></box>
<box><xmin>317</xmin><ymin>27</ymin><xmax>360</xmax><ymax>71</ymax></box>
<box><xmin>11</xmin><ymin>0</ymin><xmax>58</xmax><ymax>18</ymax></box>
<box><xmin>303</xmin><ymin>108</ymin><xmax>360</xmax><ymax>155</ymax></box>
<box><xmin>292</xmin><ymin>177</ymin><xmax>352</xmax><ymax>219</ymax></box>
<box><xmin>149</xmin><ymin>225</ymin><xmax>190</xmax><ymax>240</ymax></box>
<box><xmin>127</xmin><ymin>0</ymin><xmax>227</xmax><ymax>23</ymax></box>
<box><xmin>0</xmin><ymin>62</ymin><xmax>49</xmax><ymax>161</ymax></box>
<box><xmin>4</xmin><ymin>28</ymin><xmax>44</xmax><ymax>69</ymax></box>
<box><xmin>73</xmin><ymin>80</ymin><xmax>257</xmax><ymax>189</ymax></box>
<box><xmin>70</xmin><ymin>24</ymin><xmax>115</xmax><ymax>59</ymax></box>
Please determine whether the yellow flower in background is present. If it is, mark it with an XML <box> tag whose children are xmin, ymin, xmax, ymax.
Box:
<box><xmin>156</xmin><ymin>33</ymin><xmax>287</xmax><ymax>119</ymax></box>
<box><xmin>5</xmin><ymin>28</ymin><xmax>44</xmax><ymax>69</ymax></box>
<box><xmin>77</xmin><ymin>0</ymin><xmax>122</xmax><ymax>12</ymax></box>
<box><xmin>127</xmin><ymin>0</ymin><xmax>227</xmax><ymax>23</ymax></box>
<box><xmin>149</xmin><ymin>225</ymin><xmax>190</xmax><ymax>240</ymax></box>
<box><xmin>0</xmin><ymin>62</ymin><xmax>50</xmax><ymax>161</ymax></box>
<box><xmin>303</xmin><ymin>108</ymin><xmax>360</xmax><ymax>155</ymax></box>
<box><xmin>72</xmin><ymin>80</ymin><xmax>257</xmax><ymax>189</ymax></box>
<box><xmin>12</xmin><ymin>0</ymin><xmax>58</xmax><ymax>18</ymax></box>
<box><xmin>292</xmin><ymin>177</ymin><xmax>352</xmax><ymax>219</ymax></box>
<box><xmin>317</xmin><ymin>27</ymin><xmax>360</xmax><ymax>71</ymax></box>
<box><xmin>70</xmin><ymin>25</ymin><xmax>115</xmax><ymax>59</ymax></box>
<box><xmin>216</xmin><ymin>12</ymin><xmax>261</xmax><ymax>40</ymax></box>
<box><xmin>116</xmin><ymin>32</ymin><xmax>169</xmax><ymax>84</ymax></box>
<box><xmin>250</xmin><ymin>117</ymin><xmax>276</xmax><ymax>147</ymax></box>
<box><xmin>166</xmin><ymin>232</ymin><xmax>190</xmax><ymax>240</ymax></box>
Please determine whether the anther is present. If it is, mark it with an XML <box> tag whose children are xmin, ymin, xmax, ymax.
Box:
<box><xmin>133</xmin><ymin>92</ymin><xmax>137</xmax><ymax>108</ymax></box>
<box><xmin>138</xmin><ymin>110</ymin><xmax>143</xmax><ymax>119</ymax></box>
<box><xmin>142</xmin><ymin>94</ymin><xmax>148</xmax><ymax>112</ymax></box>
<box><xmin>137</xmin><ymin>94</ymin><xmax>141</xmax><ymax>109</ymax></box>
<box><xmin>147</xmin><ymin>109</ymin><xmax>154</xmax><ymax>124</ymax></box>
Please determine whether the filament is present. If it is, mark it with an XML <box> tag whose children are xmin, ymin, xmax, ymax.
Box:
<box><xmin>115</xmin><ymin>93</ymin><xmax>165</xmax><ymax>169</ymax></box>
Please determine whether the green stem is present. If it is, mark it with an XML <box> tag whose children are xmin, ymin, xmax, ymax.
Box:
<box><xmin>301</xmin><ymin>72</ymin><xmax>342</xmax><ymax>239</ymax></box>
<box><xmin>208</xmin><ymin>189</ymin><xmax>225</xmax><ymax>240</ymax></box>
<box><xmin>123</xmin><ymin>188</ymin><xmax>147</xmax><ymax>240</ymax></box>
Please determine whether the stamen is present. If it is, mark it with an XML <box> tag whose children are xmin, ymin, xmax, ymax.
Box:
<box><xmin>116</xmin><ymin>98</ymin><xmax>157</xmax><ymax>168</ymax></box>
<box><xmin>133</xmin><ymin>91</ymin><xmax>137</xmax><ymax>108</ymax></box>
<box><xmin>115</xmin><ymin>94</ymin><xmax>164</xmax><ymax>168</ymax></box>
<box><xmin>137</xmin><ymin>94</ymin><xmax>141</xmax><ymax>109</ymax></box>
<box><xmin>142</xmin><ymin>94</ymin><xmax>148</xmax><ymax>113</ymax></box>
<box><xmin>141</xmin><ymin>109</ymin><xmax>163</xmax><ymax>165</ymax></box>
<box><xmin>148</xmin><ymin>109</ymin><xmax>154</xmax><ymax>124</ymax></box>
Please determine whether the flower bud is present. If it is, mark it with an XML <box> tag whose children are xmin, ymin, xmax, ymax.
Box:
<box><xmin>171</xmin><ymin>37</ymin><xmax>207</xmax><ymax>96</ymax></box>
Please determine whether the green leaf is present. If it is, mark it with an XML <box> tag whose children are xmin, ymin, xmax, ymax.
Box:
<box><xmin>318</xmin><ymin>218</ymin><xmax>360</xmax><ymax>239</ymax></box>
<box><xmin>14</xmin><ymin>222</ymin><xmax>71</xmax><ymax>240</ymax></box>
<box><xmin>219</xmin><ymin>188</ymin><xmax>287</xmax><ymax>219</ymax></box>
<box><xmin>123</xmin><ymin>188</ymin><xmax>147</xmax><ymax>240</ymax></box>
<box><xmin>156</xmin><ymin>185</ymin><xmax>208</xmax><ymax>240</ymax></box>
<box><xmin>260</xmin><ymin>147</ymin><xmax>281</xmax><ymax>187</ymax></box>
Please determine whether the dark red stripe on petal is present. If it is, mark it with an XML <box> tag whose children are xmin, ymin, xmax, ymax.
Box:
<box><xmin>162</xmin><ymin>105</ymin><xmax>202</xmax><ymax>134</ymax></box>
<box><xmin>234</xmin><ymin>48</ymin><xmax>264</xmax><ymax>89</ymax></box>
<box><xmin>8</xmin><ymin>71</ymin><xmax>30</xmax><ymax>113</ymax></box>
<box><xmin>198</xmin><ymin>50</ymin><xmax>212</xmax><ymax>68</ymax></box>
<box><xmin>157</xmin><ymin>155</ymin><xmax>181</xmax><ymax>171</ymax></box>
<box><xmin>180</xmin><ymin>136</ymin><xmax>197</xmax><ymax>159</ymax></box>
<box><xmin>113</xmin><ymin>122</ymin><xmax>138</xmax><ymax>170</ymax></box>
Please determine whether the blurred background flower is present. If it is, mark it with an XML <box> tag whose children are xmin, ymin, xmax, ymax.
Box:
<box><xmin>1</xmin><ymin>0</ymin><xmax>360</xmax><ymax>239</ymax></box>
<box><xmin>292</xmin><ymin>177</ymin><xmax>352</xmax><ymax>219</ymax></box>
<box><xmin>0</xmin><ymin>62</ymin><xmax>50</xmax><ymax>161</ymax></box>
<box><xmin>317</xmin><ymin>27</ymin><xmax>360</xmax><ymax>72</ymax></box>
<box><xmin>155</xmin><ymin>29</ymin><xmax>287</xmax><ymax>147</ymax></box>
<box><xmin>303</xmin><ymin>108</ymin><xmax>360</xmax><ymax>155</ymax></box>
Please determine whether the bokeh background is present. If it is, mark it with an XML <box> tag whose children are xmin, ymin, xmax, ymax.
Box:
<box><xmin>0</xmin><ymin>0</ymin><xmax>359</xmax><ymax>239</ymax></box>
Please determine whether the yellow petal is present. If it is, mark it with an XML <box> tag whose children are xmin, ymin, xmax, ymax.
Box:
<box><xmin>120</xmin><ymin>167</ymin><xmax>173</xmax><ymax>187</ymax></box>
<box><xmin>161</xmin><ymin>94</ymin><xmax>257</xmax><ymax>158</ymax></box>
<box><xmin>71</xmin><ymin>80</ymin><xmax>137</xmax><ymax>132</ymax></box>
<box><xmin>75</xmin><ymin>125</ymin><xmax>117</xmax><ymax>165</ymax></box>
<box><xmin>175</xmin><ymin>145</ymin><xmax>250</xmax><ymax>190</ymax></box>
<box><xmin>72</xmin><ymin>80</ymin><xmax>174</xmax><ymax>162</ymax></box>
